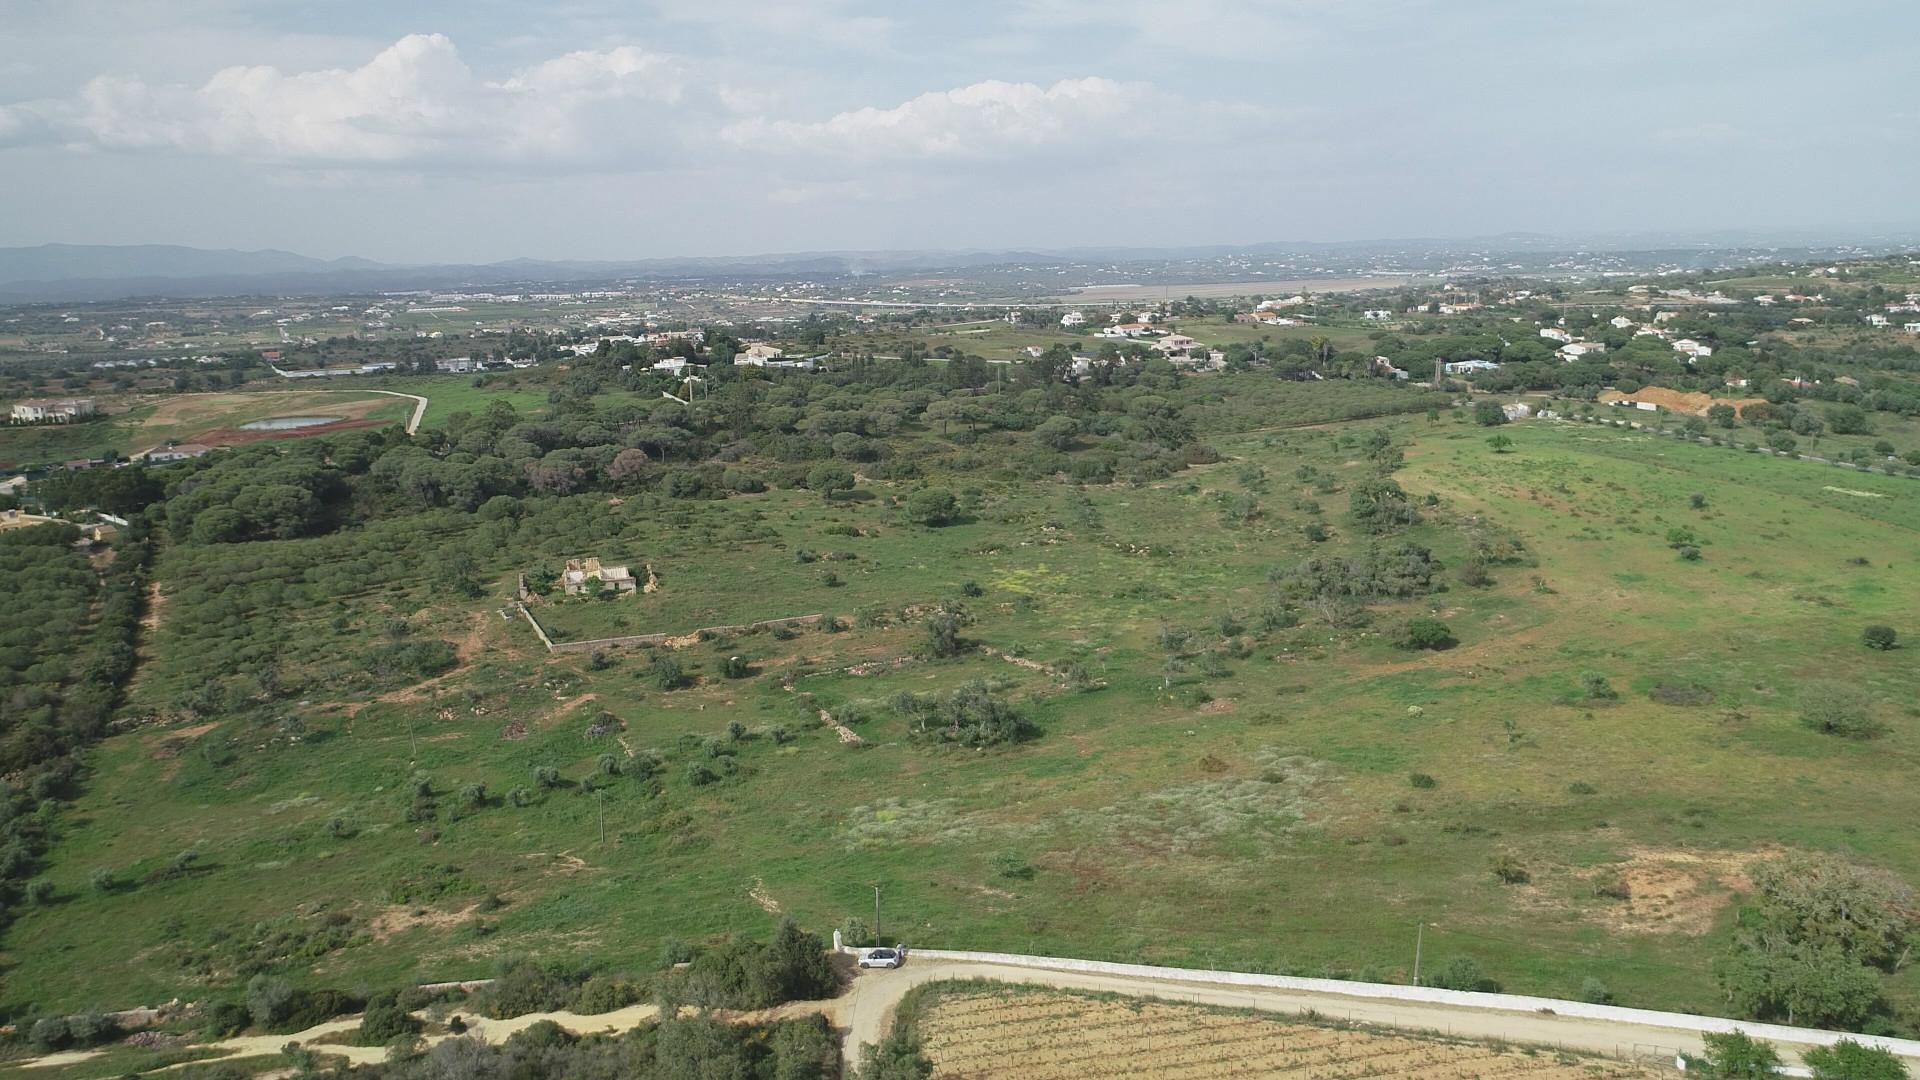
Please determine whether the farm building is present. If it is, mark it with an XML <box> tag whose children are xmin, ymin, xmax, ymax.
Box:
<box><xmin>562</xmin><ymin>558</ymin><xmax>638</xmax><ymax>596</ymax></box>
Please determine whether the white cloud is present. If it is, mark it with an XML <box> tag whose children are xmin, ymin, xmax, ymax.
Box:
<box><xmin>0</xmin><ymin>32</ymin><xmax>1256</xmax><ymax>185</ymax></box>
<box><xmin>725</xmin><ymin>77</ymin><xmax>1152</xmax><ymax>158</ymax></box>
<box><xmin>7</xmin><ymin>33</ymin><xmax>710</xmax><ymax>168</ymax></box>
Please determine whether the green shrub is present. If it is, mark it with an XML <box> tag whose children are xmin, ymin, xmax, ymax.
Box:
<box><xmin>364</xmin><ymin>639</ymin><xmax>459</xmax><ymax>680</ymax></box>
<box><xmin>356</xmin><ymin>993</ymin><xmax>421</xmax><ymax>1045</ymax></box>
<box><xmin>1862</xmin><ymin>625</ymin><xmax>1898</xmax><ymax>651</ymax></box>
<box><xmin>1427</xmin><ymin>956</ymin><xmax>1500</xmax><ymax>992</ymax></box>
<box><xmin>989</xmin><ymin>851</ymin><xmax>1035</xmax><ymax>880</ymax></box>
<box><xmin>1394</xmin><ymin>617</ymin><xmax>1455</xmax><ymax>651</ymax></box>
<box><xmin>1799</xmin><ymin>687</ymin><xmax>1886</xmax><ymax>739</ymax></box>
<box><xmin>1490</xmin><ymin>855</ymin><xmax>1530</xmax><ymax>884</ymax></box>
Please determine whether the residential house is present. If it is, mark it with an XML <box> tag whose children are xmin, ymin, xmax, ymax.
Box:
<box><xmin>1362</xmin><ymin>309</ymin><xmax>1394</xmax><ymax>321</ymax></box>
<box><xmin>1558</xmin><ymin>342</ymin><xmax>1607</xmax><ymax>360</ymax></box>
<box><xmin>10</xmin><ymin>398</ymin><xmax>98</xmax><ymax>424</ymax></box>
<box><xmin>1152</xmin><ymin>334</ymin><xmax>1203</xmax><ymax>356</ymax></box>
<box><xmin>1370</xmin><ymin>356</ymin><xmax>1409</xmax><ymax>380</ymax></box>
<box><xmin>1539</xmin><ymin>328</ymin><xmax>1574</xmax><ymax>344</ymax></box>
<box><xmin>1502</xmin><ymin>402</ymin><xmax>1534</xmax><ymax>421</ymax></box>
<box><xmin>1653</xmin><ymin>311</ymin><xmax>1679</xmax><ymax>323</ymax></box>
<box><xmin>1672</xmin><ymin>339</ymin><xmax>1714</xmax><ymax>358</ymax></box>
<box><xmin>561</xmin><ymin>558</ymin><xmax>638</xmax><ymax>596</ymax></box>
<box><xmin>134</xmin><ymin>443</ymin><xmax>213</xmax><ymax>464</ymax></box>
<box><xmin>435</xmin><ymin>357</ymin><xmax>477</xmax><ymax>373</ymax></box>
<box><xmin>1097</xmin><ymin>323</ymin><xmax>1155</xmax><ymax>339</ymax></box>
<box><xmin>734</xmin><ymin>344</ymin><xmax>787</xmax><ymax>366</ymax></box>
<box><xmin>1866</xmin><ymin>314</ymin><xmax>1890</xmax><ymax>328</ymax></box>
<box><xmin>1059</xmin><ymin>311</ymin><xmax>1087</xmax><ymax>327</ymax></box>
<box><xmin>1609</xmin><ymin>315</ymin><xmax>1635</xmax><ymax>329</ymax></box>
<box><xmin>653</xmin><ymin>357</ymin><xmax>697</xmax><ymax>375</ymax></box>
<box><xmin>1905</xmin><ymin>322</ymin><xmax>1920</xmax><ymax>334</ymax></box>
<box><xmin>1442</xmin><ymin>359</ymin><xmax>1502</xmax><ymax>374</ymax></box>
<box><xmin>1255</xmin><ymin>295</ymin><xmax>1306</xmax><ymax>310</ymax></box>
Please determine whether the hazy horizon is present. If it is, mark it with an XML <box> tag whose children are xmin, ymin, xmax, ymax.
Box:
<box><xmin>1</xmin><ymin>1</ymin><xmax>1912</xmax><ymax>264</ymax></box>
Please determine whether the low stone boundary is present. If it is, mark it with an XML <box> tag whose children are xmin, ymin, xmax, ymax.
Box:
<box><xmin>517</xmin><ymin>606</ymin><xmax>823</xmax><ymax>654</ymax></box>
<box><xmin>899</xmin><ymin>948</ymin><xmax>1920</xmax><ymax>1064</ymax></box>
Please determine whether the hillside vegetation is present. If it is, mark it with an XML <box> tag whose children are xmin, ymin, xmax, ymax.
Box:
<box><xmin>4</xmin><ymin>363</ymin><xmax>1918</xmax><ymax>1047</ymax></box>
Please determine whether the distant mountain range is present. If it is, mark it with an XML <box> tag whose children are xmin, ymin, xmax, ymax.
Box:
<box><xmin>3</xmin><ymin>230</ymin><xmax>1918</xmax><ymax>303</ymax></box>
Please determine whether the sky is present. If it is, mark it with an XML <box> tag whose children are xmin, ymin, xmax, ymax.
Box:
<box><xmin>0</xmin><ymin>0</ymin><xmax>1913</xmax><ymax>263</ymax></box>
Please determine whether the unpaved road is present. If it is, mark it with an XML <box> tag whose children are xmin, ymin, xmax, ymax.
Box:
<box><xmin>21</xmin><ymin>959</ymin><xmax>1915</xmax><ymax>1073</ymax></box>
<box><xmin>16</xmin><ymin>1005</ymin><xmax>662</xmax><ymax>1072</ymax></box>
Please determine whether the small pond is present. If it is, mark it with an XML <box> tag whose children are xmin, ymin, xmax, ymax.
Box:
<box><xmin>240</xmin><ymin>415</ymin><xmax>341</xmax><ymax>431</ymax></box>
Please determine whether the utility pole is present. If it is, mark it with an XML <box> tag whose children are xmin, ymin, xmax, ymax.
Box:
<box><xmin>1413</xmin><ymin>922</ymin><xmax>1425</xmax><ymax>986</ymax></box>
<box><xmin>872</xmin><ymin>883</ymin><xmax>883</xmax><ymax>947</ymax></box>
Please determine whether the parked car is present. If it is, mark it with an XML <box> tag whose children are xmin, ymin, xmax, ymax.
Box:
<box><xmin>859</xmin><ymin>947</ymin><xmax>903</xmax><ymax>969</ymax></box>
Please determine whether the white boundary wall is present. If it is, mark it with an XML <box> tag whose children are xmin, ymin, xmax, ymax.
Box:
<box><xmin>905</xmin><ymin>948</ymin><xmax>1920</xmax><ymax>1063</ymax></box>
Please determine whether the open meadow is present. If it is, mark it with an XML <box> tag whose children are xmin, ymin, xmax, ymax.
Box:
<box><xmin>5</xmin><ymin>391</ymin><xmax>1919</xmax><ymax>1040</ymax></box>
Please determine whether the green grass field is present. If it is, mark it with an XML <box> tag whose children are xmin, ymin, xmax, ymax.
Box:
<box><xmin>0</xmin><ymin>390</ymin><xmax>412</xmax><ymax>468</ymax></box>
<box><xmin>8</xmin><ymin>413</ymin><xmax>1919</xmax><ymax>1029</ymax></box>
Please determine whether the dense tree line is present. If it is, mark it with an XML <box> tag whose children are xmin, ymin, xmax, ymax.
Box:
<box><xmin>0</xmin><ymin>522</ymin><xmax>149</xmax><ymax>933</ymax></box>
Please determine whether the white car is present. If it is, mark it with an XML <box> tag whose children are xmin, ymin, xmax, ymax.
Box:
<box><xmin>859</xmin><ymin>947</ymin><xmax>903</xmax><ymax>969</ymax></box>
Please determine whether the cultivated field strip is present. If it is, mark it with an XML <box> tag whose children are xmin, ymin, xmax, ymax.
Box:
<box><xmin>919</xmin><ymin>991</ymin><xmax>1655</xmax><ymax>1079</ymax></box>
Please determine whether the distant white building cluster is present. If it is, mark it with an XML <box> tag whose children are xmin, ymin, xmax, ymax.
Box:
<box><xmin>10</xmin><ymin>398</ymin><xmax>98</xmax><ymax>423</ymax></box>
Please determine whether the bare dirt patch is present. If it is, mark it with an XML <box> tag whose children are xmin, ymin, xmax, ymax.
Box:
<box><xmin>367</xmin><ymin>903</ymin><xmax>473</xmax><ymax>942</ymax></box>
<box><xmin>524</xmin><ymin>851</ymin><xmax>590</xmax><ymax>875</ymax></box>
<box><xmin>1598</xmin><ymin>387</ymin><xmax>1764</xmax><ymax>417</ymax></box>
<box><xmin>748</xmin><ymin>878</ymin><xmax>783</xmax><ymax>914</ymax></box>
<box><xmin>1586</xmin><ymin>846</ymin><xmax>1770</xmax><ymax>935</ymax></box>
<box><xmin>140</xmin><ymin>580</ymin><xmax>165</xmax><ymax>632</ymax></box>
